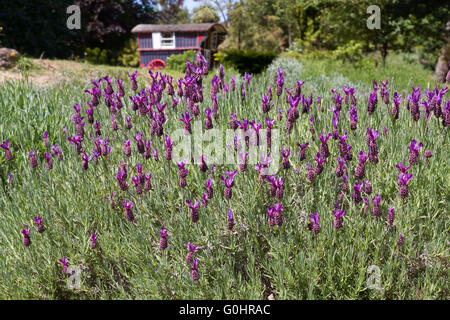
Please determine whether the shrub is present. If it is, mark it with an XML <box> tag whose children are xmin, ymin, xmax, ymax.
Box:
<box><xmin>166</xmin><ymin>50</ymin><xmax>197</xmax><ymax>72</ymax></box>
<box><xmin>84</xmin><ymin>47</ymin><xmax>109</xmax><ymax>65</ymax></box>
<box><xmin>331</xmin><ymin>41</ymin><xmax>364</xmax><ymax>63</ymax></box>
<box><xmin>215</xmin><ymin>50</ymin><xmax>277</xmax><ymax>75</ymax></box>
<box><xmin>117</xmin><ymin>39</ymin><xmax>139</xmax><ymax>68</ymax></box>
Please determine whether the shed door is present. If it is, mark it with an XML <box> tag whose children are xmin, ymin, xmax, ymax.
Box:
<box><xmin>152</xmin><ymin>32</ymin><xmax>161</xmax><ymax>49</ymax></box>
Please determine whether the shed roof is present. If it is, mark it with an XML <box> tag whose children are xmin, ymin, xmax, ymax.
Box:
<box><xmin>131</xmin><ymin>23</ymin><xmax>226</xmax><ymax>34</ymax></box>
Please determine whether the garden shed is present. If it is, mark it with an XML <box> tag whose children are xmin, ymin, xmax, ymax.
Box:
<box><xmin>131</xmin><ymin>23</ymin><xmax>227</xmax><ymax>69</ymax></box>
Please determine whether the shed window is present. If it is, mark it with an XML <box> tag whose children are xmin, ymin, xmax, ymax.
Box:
<box><xmin>161</xmin><ymin>32</ymin><xmax>175</xmax><ymax>48</ymax></box>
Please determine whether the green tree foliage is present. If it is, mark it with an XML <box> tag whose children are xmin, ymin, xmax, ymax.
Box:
<box><xmin>0</xmin><ymin>0</ymin><xmax>155</xmax><ymax>61</ymax></box>
<box><xmin>215</xmin><ymin>49</ymin><xmax>276</xmax><ymax>74</ymax></box>
<box><xmin>221</xmin><ymin>0</ymin><xmax>449</xmax><ymax>70</ymax></box>
<box><xmin>193</xmin><ymin>5</ymin><xmax>220</xmax><ymax>23</ymax></box>
<box><xmin>156</xmin><ymin>0</ymin><xmax>190</xmax><ymax>24</ymax></box>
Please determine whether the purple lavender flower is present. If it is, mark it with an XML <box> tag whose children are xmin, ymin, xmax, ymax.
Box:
<box><xmin>354</xmin><ymin>151</ymin><xmax>368</xmax><ymax>180</ymax></box>
<box><xmin>199</xmin><ymin>154</ymin><xmax>208</xmax><ymax>172</ymax></box>
<box><xmin>398</xmin><ymin>172</ymin><xmax>413</xmax><ymax>199</ymax></box>
<box><xmin>186</xmin><ymin>199</ymin><xmax>200</xmax><ymax>223</ymax></box>
<box><xmin>296</xmin><ymin>142</ymin><xmax>309</xmax><ymax>161</ymax></box>
<box><xmin>180</xmin><ymin>111</ymin><xmax>194</xmax><ymax>134</ymax></box>
<box><xmin>220</xmin><ymin>170</ymin><xmax>238</xmax><ymax>199</ymax></box>
<box><xmin>352</xmin><ymin>182</ymin><xmax>363</xmax><ymax>204</ymax></box>
<box><xmin>314</xmin><ymin>152</ymin><xmax>326</xmax><ymax>175</ymax></box>
<box><xmin>111</xmin><ymin>115</ymin><xmax>118</xmax><ymax>131</ymax></box>
<box><xmin>363</xmin><ymin>197</ymin><xmax>369</xmax><ymax>216</ymax></box>
<box><xmin>397</xmin><ymin>233</ymin><xmax>404</xmax><ymax>246</ymax></box>
<box><xmin>21</xmin><ymin>226</ymin><xmax>31</xmax><ymax>247</ymax></box>
<box><xmin>134</xmin><ymin>131</ymin><xmax>144</xmax><ymax>154</ymax></box>
<box><xmin>319</xmin><ymin>133</ymin><xmax>332</xmax><ymax>158</ymax></box>
<box><xmin>175</xmin><ymin>158</ymin><xmax>188</xmax><ymax>178</ymax></box>
<box><xmin>309</xmin><ymin>212</ymin><xmax>320</xmax><ymax>235</ymax></box>
<box><xmin>132</xmin><ymin>175</ymin><xmax>142</xmax><ymax>195</ymax></box>
<box><xmin>335</xmin><ymin>156</ymin><xmax>345</xmax><ymax>177</ymax></box>
<box><xmin>191</xmin><ymin>259</ymin><xmax>200</xmax><ymax>281</ymax></box>
<box><xmin>333</xmin><ymin>208</ymin><xmax>345</xmax><ymax>230</ymax></box>
<box><xmin>395</xmin><ymin>162</ymin><xmax>411</xmax><ymax>174</ymax></box>
<box><xmin>90</xmin><ymin>232</ymin><xmax>97</xmax><ymax>249</ymax></box>
<box><xmin>408</xmin><ymin>139</ymin><xmax>423</xmax><ymax>165</ymax></box>
<box><xmin>368</xmin><ymin>91</ymin><xmax>378</xmax><ymax>115</ymax></box>
<box><xmin>372</xmin><ymin>194</ymin><xmax>382</xmax><ymax>217</ymax></box>
<box><xmin>34</xmin><ymin>216</ymin><xmax>44</xmax><ymax>233</ymax></box>
<box><xmin>230</xmin><ymin>112</ymin><xmax>238</xmax><ymax>130</ymax></box>
<box><xmin>281</xmin><ymin>147</ymin><xmax>291</xmax><ymax>169</ymax></box>
<box><xmin>123</xmin><ymin>140</ymin><xmax>131</xmax><ymax>157</ymax></box>
<box><xmin>349</xmin><ymin>106</ymin><xmax>358</xmax><ymax>130</ymax></box>
<box><xmin>123</xmin><ymin>200</ymin><xmax>135</xmax><ymax>222</ymax></box>
<box><xmin>387</xmin><ymin>207</ymin><xmax>395</xmax><ymax>226</ymax></box>
<box><xmin>185</xmin><ymin>243</ymin><xmax>200</xmax><ymax>263</ymax></box>
<box><xmin>364</xmin><ymin>180</ymin><xmax>372</xmax><ymax>195</ymax></box>
<box><xmin>261</xmin><ymin>94</ymin><xmax>271</xmax><ymax>113</ymax></box>
<box><xmin>144</xmin><ymin>174</ymin><xmax>152</xmax><ymax>191</ymax></box>
<box><xmin>28</xmin><ymin>151</ymin><xmax>38</xmax><ymax>168</ymax></box>
<box><xmin>51</xmin><ymin>144</ymin><xmax>62</xmax><ymax>160</ymax></box>
<box><xmin>227</xmin><ymin>209</ymin><xmax>234</xmax><ymax>230</ymax></box>
<box><xmin>276</xmin><ymin>68</ymin><xmax>284</xmax><ymax>97</ymax></box>
<box><xmin>306</xmin><ymin>163</ymin><xmax>315</xmax><ymax>181</ymax></box>
<box><xmin>1</xmin><ymin>141</ymin><xmax>13</xmax><ymax>161</ymax></box>
<box><xmin>392</xmin><ymin>92</ymin><xmax>402</xmax><ymax>119</ymax></box>
<box><xmin>206</xmin><ymin>179</ymin><xmax>213</xmax><ymax>199</ymax></box>
<box><xmin>162</xmin><ymin>135</ymin><xmax>172</xmax><ymax>161</ymax></box>
<box><xmin>267</xmin><ymin>206</ymin><xmax>276</xmax><ymax>228</ymax></box>
<box><xmin>159</xmin><ymin>227</ymin><xmax>168</xmax><ymax>250</ymax></box>
<box><xmin>81</xmin><ymin>152</ymin><xmax>91</xmax><ymax>170</ymax></box>
<box><xmin>273</xmin><ymin>203</ymin><xmax>284</xmax><ymax>226</ymax></box>
<box><xmin>238</xmin><ymin>152</ymin><xmax>249</xmax><ymax>172</ymax></box>
<box><xmin>59</xmin><ymin>256</ymin><xmax>69</xmax><ymax>274</ymax></box>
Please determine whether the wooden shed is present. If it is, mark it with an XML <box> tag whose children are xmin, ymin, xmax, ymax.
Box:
<box><xmin>131</xmin><ymin>23</ymin><xmax>227</xmax><ymax>70</ymax></box>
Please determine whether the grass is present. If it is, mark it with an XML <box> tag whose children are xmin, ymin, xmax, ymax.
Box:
<box><xmin>284</xmin><ymin>52</ymin><xmax>436</xmax><ymax>90</ymax></box>
<box><xmin>0</xmin><ymin>56</ymin><xmax>448</xmax><ymax>299</ymax></box>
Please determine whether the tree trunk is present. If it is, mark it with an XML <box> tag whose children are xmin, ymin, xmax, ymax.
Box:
<box><xmin>288</xmin><ymin>23</ymin><xmax>292</xmax><ymax>48</ymax></box>
<box><xmin>434</xmin><ymin>21</ymin><xmax>450</xmax><ymax>83</ymax></box>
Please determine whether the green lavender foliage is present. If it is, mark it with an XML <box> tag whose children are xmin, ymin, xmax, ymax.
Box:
<box><xmin>0</xmin><ymin>57</ymin><xmax>448</xmax><ymax>299</ymax></box>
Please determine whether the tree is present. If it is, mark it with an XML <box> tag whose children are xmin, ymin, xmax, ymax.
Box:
<box><xmin>434</xmin><ymin>21</ymin><xmax>450</xmax><ymax>82</ymax></box>
<box><xmin>1</xmin><ymin>0</ymin><xmax>156</xmax><ymax>60</ymax></box>
<box><xmin>193</xmin><ymin>5</ymin><xmax>220</xmax><ymax>23</ymax></box>
<box><xmin>155</xmin><ymin>0</ymin><xmax>188</xmax><ymax>24</ymax></box>
<box><xmin>194</xmin><ymin>0</ymin><xmax>238</xmax><ymax>26</ymax></box>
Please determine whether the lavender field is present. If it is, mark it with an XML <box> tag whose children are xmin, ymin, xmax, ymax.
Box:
<box><xmin>0</xmin><ymin>56</ymin><xmax>448</xmax><ymax>299</ymax></box>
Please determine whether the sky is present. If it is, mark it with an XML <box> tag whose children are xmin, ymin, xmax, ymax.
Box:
<box><xmin>183</xmin><ymin>0</ymin><xmax>203</xmax><ymax>13</ymax></box>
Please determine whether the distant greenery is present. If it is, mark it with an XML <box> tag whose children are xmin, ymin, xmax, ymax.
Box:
<box><xmin>281</xmin><ymin>52</ymin><xmax>436</xmax><ymax>89</ymax></box>
<box><xmin>215</xmin><ymin>50</ymin><xmax>277</xmax><ymax>75</ymax></box>
<box><xmin>117</xmin><ymin>39</ymin><xmax>140</xmax><ymax>68</ymax></box>
<box><xmin>84</xmin><ymin>48</ymin><xmax>110</xmax><ymax>65</ymax></box>
<box><xmin>221</xmin><ymin>0</ymin><xmax>449</xmax><ymax>74</ymax></box>
<box><xmin>166</xmin><ymin>50</ymin><xmax>197</xmax><ymax>73</ymax></box>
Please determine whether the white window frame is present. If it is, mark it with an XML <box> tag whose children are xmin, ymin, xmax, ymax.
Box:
<box><xmin>152</xmin><ymin>32</ymin><xmax>161</xmax><ymax>49</ymax></box>
<box><xmin>160</xmin><ymin>32</ymin><xmax>175</xmax><ymax>49</ymax></box>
